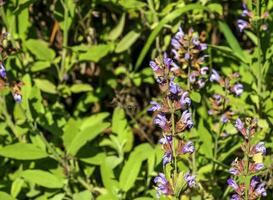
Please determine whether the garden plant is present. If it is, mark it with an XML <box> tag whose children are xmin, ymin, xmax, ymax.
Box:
<box><xmin>0</xmin><ymin>0</ymin><xmax>272</xmax><ymax>200</ymax></box>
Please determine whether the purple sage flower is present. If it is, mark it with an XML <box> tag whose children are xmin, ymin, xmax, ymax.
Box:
<box><xmin>221</xmin><ymin>114</ymin><xmax>229</xmax><ymax>124</ymax></box>
<box><xmin>200</xmin><ymin>66</ymin><xmax>209</xmax><ymax>75</ymax></box>
<box><xmin>150</xmin><ymin>61</ymin><xmax>160</xmax><ymax>71</ymax></box>
<box><xmin>148</xmin><ymin>101</ymin><xmax>161</xmax><ymax>112</ymax></box>
<box><xmin>237</xmin><ymin>19</ymin><xmax>248</xmax><ymax>32</ymax></box>
<box><xmin>163</xmin><ymin>53</ymin><xmax>173</xmax><ymax>68</ymax></box>
<box><xmin>250</xmin><ymin>176</ymin><xmax>260</xmax><ymax>188</ymax></box>
<box><xmin>184</xmin><ymin>172</ymin><xmax>196</xmax><ymax>188</ymax></box>
<box><xmin>184</xmin><ymin>52</ymin><xmax>190</xmax><ymax>60</ymax></box>
<box><xmin>232</xmin><ymin>84</ymin><xmax>243</xmax><ymax>96</ymax></box>
<box><xmin>174</xmin><ymin>27</ymin><xmax>184</xmax><ymax>41</ymax></box>
<box><xmin>227</xmin><ymin>178</ymin><xmax>239</xmax><ymax>190</ymax></box>
<box><xmin>210</xmin><ymin>69</ymin><xmax>220</xmax><ymax>82</ymax></box>
<box><xmin>183</xmin><ymin>141</ymin><xmax>195</xmax><ymax>154</ymax></box>
<box><xmin>154</xmin><ymin>173</ymin><xmax>172</xmax><ymax>198</ymax></box>
<box><xmin>154</xmin><ymin>113</ymin><xmax>168</xmax><ymax>130</ymax></box>
<box><xmin>242</xmin><ymin>4</ymin><xmax>251</xmax><ymax>17</ymax></box>
<box><xmin>171</xmin><ymin>38</ymin><xmax>182</xmax><ymax>49</ymax></box>
<box><xmin>235</xmin><ymin>118</ymin><xmax>244</xmax><ymax>131</ymax></box>
<box><xmin>229</xmin><ymin>168</ymin><xmax>239</xmax><ymax>176</ymax></box>
<box><xmin>192</xmin><ymin>35</ymin><xmax>200</xmax><ymax>46</ymax></box>
<box><xmin>254</xmin><ymin>163</ymin><xmax>264</xmax><ymax>171</ymax></box>
<box><xmin>180</xmin><ymin>91</ymin><xmax>191</xmax><ymax>107</ymax></box>
<box><xmin>159</xmin><ymin>135</ymin><xmax>172</xmax><ymax>145</ymax></box>
<box><xmin>169</xmin><ymin>77</ymin><xmax>181</xmax><ymax>94</ymax></box>
<box><xmin>255</xmin><ymin>183</ymin><xmax>267</xmax><ymax>196</ymax></box>
<box><xmin>163</xmin><ymin>152</ymin><xmax>172</xmax><ymax>166</ymax></box>
<box><xmin>197</xmin><ymin>79</ymin><xmax>205</xmax><ymax>88</ymax></box>
<box><xmin>230</xmin><ymin>194</ymin><xmax>240</xmax><ymax>200</ymax></box>
<box><xmin>199</xmin><ymin>43</ymin><xmax>208</xmax><ymax>51</ymax></box>
<box><xmin>0</xmin><ymin>63</ymin><xmax>6</xmax><ymax>79</ymax></box>
<box><xmin>255</xmin><ymin>142</ymin><xmax>266</xmax><ymax>155</ymax></box>
<box><xmin>14</xmin><ymin>93</ymin><xmax>22</xmax><ymax>103</ymax></box>
<box><xmin>181</xmin><ymin>110</ymin><xmax>194</xmax><ymax>129</ymax></box>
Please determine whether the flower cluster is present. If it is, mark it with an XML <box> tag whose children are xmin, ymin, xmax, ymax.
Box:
<box><xmin>237</xmin><ymin>4</ymin><xmax>269</xmax><ymax>32</ymax></box>
<box><xmin>227</xmin><ymin>118</ymin><xmax>267</xmax><ymax>199</ymax></box>
<box><xmin>0</xmin><ymin>32</ymin><xmax>22</xmax><ymax>103</ymax></box>
<box><xmin>208</xmin><ymin>69</ymin><xmax>243</xmax><ymax>125</ymax></box>
<box><xmin>171</xmin><ymin>28</ymin><xmax>208</xmax><ymax>89</ymax></box>
<box><xmin>150</xmin><ymin>28</ymin><xmax>201</xmax><ymax>198</ymax></box>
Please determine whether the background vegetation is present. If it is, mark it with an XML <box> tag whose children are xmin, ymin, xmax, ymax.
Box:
<box><xmin>0</xmin><ymin>0</ymin><xmax>272</xmax><ymax>199</ymax></box>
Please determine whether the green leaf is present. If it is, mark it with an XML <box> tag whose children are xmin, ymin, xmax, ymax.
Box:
<box><xmin>119</xmin><ymin>0</ymin><xmax>146</xmax><ymax>9</ymax></box>
<box><xmin>218</xmin><ymin>21</ymin><xmax>248</xmax><ymax>63</ymax></box>
<box><xmin>25</xmin><ymin>39</ymin><xmax>55</xmax><ymax>61</ymax></box>
<box><xmin>119</xmin><ymin>143</ymin><xmax>154</xmax><ymax>191</ymax></box>
<box><xmin>21</xmin><ymin>170</ymin><xmax>64</xmax><ymax>188</ymax></box>
<box><xmin>70</xmin><ymin>84</ymin><xmax>93</xmax><ymax>93</ymax></box>
<box><xmin>65</xmin><ymin>114</ymin><xmax>110</xmax><ymax>156</ymax></box>
<box><xmin>198</xmin><ymin>120</ymin><xmax>213</xmax><ymax>158</ymax></box>
<box><xmin>115</xmin><ymin>31</ymin><xmax>140</xmax><ymax>53</ymax></box>
<box><xmin>34</xmin><ymin>79</ymin><xmax>57</xmax><ymax>94</ymax></box>
<box><xmin>11</xmin><ymin>178</ymin><xmax>24</xmax><ymax>198</ymax></box>
<box><xmin>135</xmin><ymin>3</ymin><xmax>208</xmax><ymax>70</ymax></box>
<box><xmin>78</xmin><ymin>44</ymin><xmax>113</xmax><ymax>62</ymax></box>
<box><xmin>112</xmin><ymin>107</ymin><xmax>134</xmax><ymax>152</ymax></box>
<box><xmin>207</xmin><ymin>3</ymin><xmax>223</xmax><ymax>15</ymax></box>
<box><xmin>190</xmin><ymin>91</ymin><xmax>201</xmax><ymax>103</ymax></box>
<box><xmin>0</xmin><ymin>143</ymin><xmax>48</xmax><ymax>160</ymax></box>
<box><xmin>31</xmin><ymin>61</ymin><xmax>51</xmax><ymax>72</ymax></box>
<box><xmin>73</xmin><ymin>190</ymin><xmax>92</xmax><ymax>200</ymax></box>
<box><xmin>0</xmin><ymin>192</ymin><xmax>15</xmax><ymax>200</ymax></box>
<box><xmin>108</xmin><ymin>14</ymin><xmax>125</xmax><ymax>41</ymax></box>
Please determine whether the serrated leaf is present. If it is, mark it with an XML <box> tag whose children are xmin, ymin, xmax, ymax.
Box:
<box><xmin>0</xmin><ymin>143</ymin><xmax>48</xmax><ymax>160</ymax></box>
<box><xmin>21</xmin><ymin>170</ymin><xmax>63</xmax><ymax>188</ymax></box>
<box><xmin>25</xmin><ymin>39</ymin><xmax>55</xmax><ymax>61</ymax></box>
<box><xmin>115</xmin><ymin>31</ymin><xmax>140</xmax><ymax>53</ymax></box>
<box><xmin>34</xmin><ymin>79</ymin><xmax>57</xmax><ymax>94</ymax></box>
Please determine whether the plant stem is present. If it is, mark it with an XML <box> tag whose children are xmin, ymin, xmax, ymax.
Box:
<box><xmin>244</xmin><ymin>140</ymin><xmax>251</xmax><ymax>200</ymax></box>
<box><xmin>170</xmin><ymin>102</ymin><xmax>177</xmax><ymax>178</ymax></box>
<box><xmin>256</xmin><ymin>0</ymin><xmax>263</xmax><ymax>116</ymax></box>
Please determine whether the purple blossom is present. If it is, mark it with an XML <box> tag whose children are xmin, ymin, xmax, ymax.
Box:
<box><xmin>232</xmin><ymin>84</ymin><xmax>243</xmax><ymax>96</ymax></box>
<box><xmin>255</xmin><ymin>183</ymin><xmax>267</xmax><ymax>196</ymax></box>
<box><xmin>235</xmin><ymin>118</ymin><xmax>244</xmax><ymax>131</ymax></box>
<box><xmin>184</xmin><ymin>52</ymin><xmax>190</xmax><ymax>60</ymax></box>
<box><xmin>229</xmin><ymin>168</ymin><xmax>239</xmax><ymax>175</ymax></box>
<box><xmin>199</xmin><ymin>43</ymin><xmax>208</xmax><ymax>51</ymax></box>
<box><xmin>250</xmin><ymin>176</ymin><xmax>260</xmax><ymax>188</ymax></box>
<box><xmin>169</xmin><ymin>78</ymin><xmax>181</xmax><ymax>94</ymax></box>
<box><xmin>182</xmin><ymin>141</ymin><xmax>195</xmax><ymax>154</ymax></box>
<box><xmin>213</xmin><ymin>94</ymin><xmax>222</xmax><ymax>105</ymax></box>
<box><xmin>148</xmin><ymin>101</ymin><xmax>161</xmax><ymax>112</ymax></box>
<box><xmin>189</xmin><ymin>72</ymin><xmax>197</xmax><ymax>83</ymax></box>
<box><xmin>149</xmin><ymin>61</ymin><xmax>160</xmax><ymax>71</ymax></box>
<box><xmin>237</xmin><ymin>19</ymin><xmax>248</xmax><ymax>32</ymax></box>
<box><xmin>192</xmin><ymin>35</ymin><xmax>200</xmax><ymax>46</ymax></box>
<box><xmin>255</xmin><ymin>142</ymin><xmax>266</xmax><ymax>155</ymax></box>
<box><xmin>221</xmin><ymin>114</ymin><xmax>229</xmax><ymax>124</ymax></box>
<box><xmin>181</xmin><ymin>110</ymin><xmax>194</xmax><ymax>129</ymax></box>
<box><xmin>159</xmin><ymin>136</ymin><xmax>172</xmax><ymax>145</ymax></box>
<box><xmin>200</xmin><ymin>66</ymin><xmax>209</xmax><ymax>75</ymax></box>
<box><xmin>227</xmin><ymin>178</ymin><xmax>239</xmax><ymax>190</ymax></box>
<box><xmin>184</xmin><ymin>172</ymin><xmax>196</xmax><ymax>188</ymax></box>
<box><xmin>230</xmin><ymin>194</ymin><xmax>240</xmax><ymax>200</ymax></box>
<box><xmin>254</xmin><ymin>163</ymin><xmax>264</xmax><ymax>171</ymax></box>
<box><xmin>0</xmin><ymin>63</ymin><xmax>6</xmax><ymax>78</ymax></box>
<box><xmin>163</xmin><ymin>152</ymin><xmax>172</xmax><ymax>166</ymax></box>
<box><xmin>170</xmin><ymin>62</ymin><xmax>179</xmax><ymax>72</ymax></box>
<box><xmin>154</xmin><ymin>113</ymin><xmax>168</xmax><ymax>130</ymax></box>
<box><xmin>172</xmin><ymin>49</ymin><xmax>180</xmax><ymax>60</ymax></box>
<box><xmin>163</xmin><ymin>53</ymin><xmax>173</xmax><ymax>68</ymax></box>
<box><xmin>242</xmin><ymin>4</ymin><xmax>251</xmax><ymax>17</ymax></box>
<box><xmin>197</xmin><ymin>79</ymin><xmax>205</xmax><ymax>88</ymax></box>
<box><xmin>180</xmin><ymin>91</ymin><xmax>191</xmax><ymax>107</ymax></box>
<box><xmin>14</xmin><ymin>93</ymin><xmax>22</xmax><ymax>103</ymax></box>
<box><xmin>174</xmin><ymin>27</ymin><xmax>184</xmax><ymax>41</ymax></box>
<box><xmin>154</xmin><ymin>173</ymin><xmax>172</xmax><ymax>198</ymax></box>
<box><xmin>210</xmin><ymin>69</ymin><xmax>221</xmax><ymax>82</ymax></box>
<box><xmin>171</xmin><ymin>38</ymin><xmax>182</xmax><ymax>49</ymax></box>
